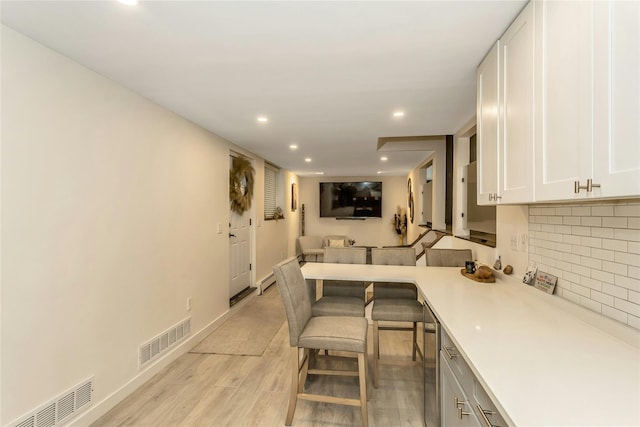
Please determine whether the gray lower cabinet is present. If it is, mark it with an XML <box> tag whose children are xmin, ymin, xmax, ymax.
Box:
<box><xmin>441</xmin><ymin>353</ymin><xmax>481</xmax><ymax>426</ymax></box>
<box><xmin>441</xmin><ymin>330</ymin><xmax>508</xmax><ymax>427</ymax></box>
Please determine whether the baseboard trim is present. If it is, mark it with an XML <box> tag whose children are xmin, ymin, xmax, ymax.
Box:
<box><xmin>68</xmin><ymin>309</ymin><xmax>236</xmax><ymax>426</ymax></box>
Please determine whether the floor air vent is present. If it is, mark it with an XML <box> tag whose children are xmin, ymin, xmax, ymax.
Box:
<box><xmin>139</xmin><ymin>317</ymin><xmax>191</xmax><ymax>369</ymax></box>
<box><xmin>9</xmin><ymin>377</ymin><xmax>94</xmax><ymax>427</ymax></box>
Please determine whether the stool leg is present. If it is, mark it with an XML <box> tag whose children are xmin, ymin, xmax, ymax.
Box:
<box><xmin>373</xmin><ymin>320</ymin><xmax>379</xmax><ymax>388</ymax></box>
<box><xmin>286</xmin><ymin>347</ymin><xmax>299</xmax><ymax>425</ymax></box>
<box><xmin>299</xmin><ymin>348</ymin><xmax>310</xmax><ymax>391</ymax></box>
<box><xmin>358</xmin><ymin>352</ymin><xmax>369</xmax><ymax>427</ymax></box>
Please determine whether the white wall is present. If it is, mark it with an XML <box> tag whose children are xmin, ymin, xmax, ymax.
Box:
<box><xmin>406</xmin><ymin>167</ymin><xmax>423</xmax><ymax>243</ymax></box>
<box><xmin>299</xmin><ymin>176</ymin><xmax>405</xmax><ymax>247</ymax></box>
<box><xmin>0</xmin><ymin>26</ymin><xmax>295</xmax><ymax>425</ymax></box>
<box><xmin>255</xmin><ymin>167</ymin><xmax>299</xmax><ymax>284</ymax></box>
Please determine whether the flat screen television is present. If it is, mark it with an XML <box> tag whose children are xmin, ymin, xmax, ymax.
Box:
<box><xmin>319</xmin><ymin>181</ymin><xmax>382</xmax><ymax>218</ymax></box>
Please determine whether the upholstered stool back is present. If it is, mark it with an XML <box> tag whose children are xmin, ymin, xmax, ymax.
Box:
<box><xmin>324</xmin><ymin>247</ymin><xmax>366</xmax><ymax>264</ymax></box>
<box><xmin>371</xmin><ymin>247</ymin><xmax>415</xmax><ymax>266</ymax></box>
<box><xmin>424</xmin><ymin>248</ymin><xmax>472</xmax><ymax>267</ymax></box>
<box><xmin>323</xmin><ymin>247</ymin><xmax>368</xmax><ymax>299</ymax></box>
<box><xmin>273</xmin><ymin>257</ymin><xmax>312</xmax><ymax>346</ymax></box>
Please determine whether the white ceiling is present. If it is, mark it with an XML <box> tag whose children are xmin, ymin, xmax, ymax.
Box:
<box><xmin>1</xmin><ymin>0</ymin><xmax>526</xmax><ymax>176</ymax></box>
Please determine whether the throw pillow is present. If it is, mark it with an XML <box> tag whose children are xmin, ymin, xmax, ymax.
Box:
<box><xmin>328</xmin><ymin>239</ymin><xmax>345</xmax><ymax>248</ymax></box>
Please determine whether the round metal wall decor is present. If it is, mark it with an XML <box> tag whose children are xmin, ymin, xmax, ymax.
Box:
<box><xmin>229</xmin><ymin>156</ymin><xmax>254</xmax><ymax>214</ymax></box>
<box><xmin>407</xmin><ymin>178</ymin><xmax>415</xmax><ymax>223</ymax></box>
<box><xmin>409</xmin><ymin>191</ymin><xmax>415</xmax><ymax>224</ymax></box>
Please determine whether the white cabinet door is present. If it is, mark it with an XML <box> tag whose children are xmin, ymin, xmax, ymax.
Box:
<box><xmin>593</xmin><ymin>0</ymin><xmax>640</xmax><ymax>198</ymax></box>
<box><xmin>535</xmin><ymin>0</ymin><xmax>594</xmax><ymax>201</ymax></box>
<box><xmin>499</xmin><ymin>1</ymin><xmax>535</xmax><ymax>203</ymax></box>
<box><xmin>476</xmin><ymin>42</ymin><xmax>500</xmax><ymax>205</ymax></box>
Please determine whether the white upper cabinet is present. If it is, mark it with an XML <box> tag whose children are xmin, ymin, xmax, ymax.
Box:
<box><xmin>480</xmin><ymin>0</ymin><xmax>640</xmax><ymax>203</ymax></box>
<box><xmin>476</xmin><ymin>42</ymin><xmax>500</xmax><ymax>205</ymax></box>
<box><xmin>498</xmin><ymin>1</ymin><xmax>535</xmax><ymax>204</ymax></box>
<box><xmin>476</xmin><ymin>2</ymin><xmax>535</xmax><ymax>205</ymax></box>
<box><xmin>593</xmin><ymin>0</ymin><xmax>640</xmax><ymax>198</ymax></box>
<box><xmin>534</xmin><ymin>0</ymin><xmax>594</xmax><ymax>201</ymax></box>
<box><xmin>536</xmin><ymin>0</ymin><xmax>640</xmax><ymax>201</ymax></box>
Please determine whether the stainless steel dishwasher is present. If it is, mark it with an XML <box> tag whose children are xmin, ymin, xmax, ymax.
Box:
<box><xmin>423</xmin><ymin>302</ymin><xmax>440</xmax><ymax>427</ymax></box>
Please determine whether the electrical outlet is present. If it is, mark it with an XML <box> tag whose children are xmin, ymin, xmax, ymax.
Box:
<box><xmin>187</xmin><ymin>297</ymin><xmax>192</xmax><ymax>311</ymax></box>
<box><xmin>216</xmin><ymin>223</ymin><xmax>222</xmax><ymax>234</ymax></box>
<box><xmin>520</xmin><ymin>233</ymin><xmax>528</xmax><ymax>251</ymax></box>
<box><xmin>511</xmin><ymin>235</ymin><xmax>518</xmax><ymax>250</ymax></box>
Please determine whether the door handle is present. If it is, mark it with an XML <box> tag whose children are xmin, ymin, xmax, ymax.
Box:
<box><xmin>229</xmin><ymin>233</ymin><xmax>236</xmax><ymax>238</ymax></box>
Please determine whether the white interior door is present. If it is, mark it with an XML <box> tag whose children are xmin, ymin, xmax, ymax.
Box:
<box><xmin>229</xmin><ymin>155</ymin><xmax>252</xmax><ymax>299</ymax></box>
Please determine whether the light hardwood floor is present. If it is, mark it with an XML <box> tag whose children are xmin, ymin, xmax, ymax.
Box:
<box><xmin>93</xmin><ymin>287</ymin><xmax>425</xmax><ymax>427</ymax></box>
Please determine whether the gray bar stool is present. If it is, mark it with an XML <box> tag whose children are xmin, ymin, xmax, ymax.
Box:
<box><xmin>370</xmin><ymin>247</ymin><xmax>422</xmax><ymax>388</ymax></box>
<box><xmin>309</xmin><ymin>247</ymin><xmax>367</xmax><ymax>317</ymax></box>
<box><xmin>273</xmin><ymin>257</ymin><xmax>369</xmax><ymax>427</ymax></box>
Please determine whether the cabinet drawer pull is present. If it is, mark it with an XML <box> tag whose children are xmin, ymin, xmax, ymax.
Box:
<box><xmin>477</xmin><ymin>403</ymin><xmax>500</xmax><ymax>427</ymax></box>
<box><xmin>586</xmin><ymin>179</ymin><xmax>600</xmax><ymax>192</ymax></box>
<box><xmin>574</xmin><ymin>180</ymin><xmax>584</xmax><ymax>193</ymax></box>
<box><xmin>442</xmin><ymin>345</ymin><xmax>457</xmax><ymax>359</ymax></box>
<box><xmin>455</xmin><ymin>397</ymin><xmax>470</xmax><ymax>419</ymax></box>
<box><xmin>458</xmin><ymin>406</ymin><xmax>471</xmax><ymax>419</ymax></box>
<box><xmin>575</xmin><ymin>179</ymin><xmax>601</xmax><ymax>193</ymax></box>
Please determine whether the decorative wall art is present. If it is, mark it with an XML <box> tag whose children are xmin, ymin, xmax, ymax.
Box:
<box><xmin>407</xmin><ymin>178</ymin><xmax>415</xmax><ymax>224</ymax></box>
<box><xmin>393</xmin><ymin>206</ymin><xmax>407</xmax><ymax>245</ymax></box>
<box><xmin>229</xmin><ymin>156</ymin><xmax>254</xmax><ymax>214</ymax></box>
<box><xmin>291</xmin><ymin>182</ymin><xmax>297</xmax><ymax>212</ymax></box>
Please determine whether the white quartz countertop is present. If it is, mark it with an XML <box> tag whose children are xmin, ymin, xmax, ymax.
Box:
<box><xmin>301</xmin><ymin>263</ymin><xmax>640</xmax><ymax>426</ymax></box>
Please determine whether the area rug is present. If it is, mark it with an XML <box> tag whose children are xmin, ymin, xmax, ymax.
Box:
<box><xmin>190</xmin><ymin>285</ymin><xmax>285</xmax><ymax>356</ymax></box>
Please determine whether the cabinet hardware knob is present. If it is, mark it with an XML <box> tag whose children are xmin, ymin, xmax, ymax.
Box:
<box><xmin>489</xmin><ymin>193</ymin><xmax>494</xmax><ymax>201</ymax></box>
<box><xmin>442</xmin><ymin>345</ymin><xmax>457</xmax><ymax>359</ymax></box>
<box><xmin>575</xmin><ymin>179</ymin><xmax>602</xmax><ymax>193</ymax></box>
<box><xmin>458</xmin><ymin>407</ymin><xmax>471</xmax><ymax>419</ymax></box>
<box><xmin>494</xmin><ymin>194</ymin><xmax>502</xmax><ymax>200</ymax></box>
<box><xmin>477</xmin><ymin>403</ymin><xmax>500</xmax><ymax>427</ymax></box>
<box><xmin>586</xmin><ymin>179</ymin><xmax>601</xmax><ymax>192</ymax></box>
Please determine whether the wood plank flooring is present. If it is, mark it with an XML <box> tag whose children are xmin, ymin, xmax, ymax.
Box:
<box><xmin>93</xmin><ymin>287</ymin><xmax>425</xmax><ymax>427</ymax></box>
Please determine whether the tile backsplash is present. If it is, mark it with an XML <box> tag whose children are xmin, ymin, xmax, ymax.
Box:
<box><xmin>528</xmin><ymin>201</ymin><xmax>640</xmax><ymax>330</ymax></box>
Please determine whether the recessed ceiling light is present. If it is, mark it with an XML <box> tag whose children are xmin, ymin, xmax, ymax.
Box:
<box><xmin>257</xmin><ymin>116</ymin><xmax>268</xmax><ymax>123</ymax></box>
<box><xmin>377</xmin><ymin>171</ymin><xmax>385</xmax><ymax>174</ymax></box>
<box><xmin>315</xmin><ymin>172</ymin><xmax>325</xmax><ymax>175</ymax></box>
<box><xmin>304</xmin><ymin>158</ymin><xmax>312</xmax><ymax>163</ymax></box>
<box><xmin>380</xmin><ymin>156</ymin><xmax>388</xmax><ymax>161</ymax></box>
<box><xmin>289</xmin><ymin>144</ymin><xmax>298</xmax><ymax>150</ymax></box>
<box><xmin>117</xmin><ymin>0</ymin><xmax>138</xmax><ymax>5</ymax></box>
<box><xmin>393</xmin><ymin>111</ymin><xmax>405</xmax><ymax>118</ymax></box>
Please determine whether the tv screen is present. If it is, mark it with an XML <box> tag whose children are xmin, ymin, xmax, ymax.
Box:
<box><xmin>319</xmin><ymin>181</ymin><xmax>382</xmax><ymax>218</ymax></box>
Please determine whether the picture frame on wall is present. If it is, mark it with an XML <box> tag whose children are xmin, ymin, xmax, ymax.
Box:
<box><xmin>291</xmin><ymin>183</ymin><xmax>297</xmax><ymax>212</ymax></box>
